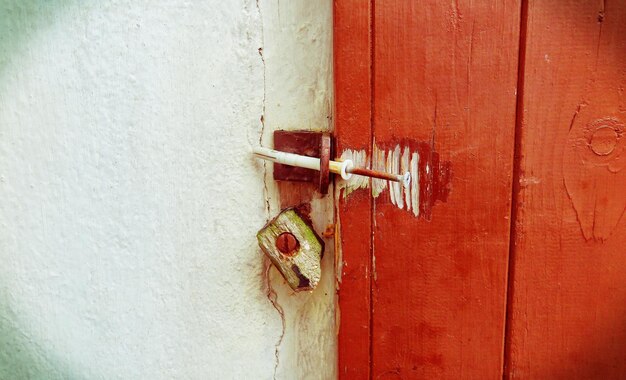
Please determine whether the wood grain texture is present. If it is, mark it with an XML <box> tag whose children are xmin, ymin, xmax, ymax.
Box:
<box><xmin>334</xmin><ymin>0</ymin><xmax>373</xmax><ymax>378</ymax></box>
<box><xmin>504</xmin><ymin>1</ymin><xmax>626</xmax><ymax>378</ymax></box>
<box><xmin>371</xmin><ymin>1</ymin><xmax>521</xmax><ymax>378</ymax></box>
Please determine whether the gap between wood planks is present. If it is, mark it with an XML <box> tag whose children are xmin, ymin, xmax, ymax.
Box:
<box><xmin>502</xmin><ymin>0</ymin><xmax>529</xmax><ymax>376</ymax></box>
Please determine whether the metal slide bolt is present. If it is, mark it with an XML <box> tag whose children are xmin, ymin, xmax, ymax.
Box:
<box><xmin>253</xmin><ymin>146</ymin><xmax>411</xmax><ymax>188</ymax></box>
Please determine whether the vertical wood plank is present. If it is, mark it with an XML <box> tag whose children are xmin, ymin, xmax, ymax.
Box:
<box><xmin>334</xmin><ymin>0</ymin><xmax>372</xmax><ymax>378</ymax></box>
<box><xmin>505</xmin><ymin>1</ymin><xmax>626</xmax><ymax>378</ymax></box>
<box><xmin>371</xmin><ymin>1</ymin><xmax>521</xmax><ymax>378</ymax></box>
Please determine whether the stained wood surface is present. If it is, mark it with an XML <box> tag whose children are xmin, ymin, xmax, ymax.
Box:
<box><xmin>336</xmin><ymin>1</ymin><xmax>626</xmax><ymax>378</ymax></box>
<box><xmin>334</xmin><ymin>1</ymin><xmax>372</xmax><ymax>378</ymax></box>
<box><xmin>504</xmin><ymin>1</ymin><xmax>626</xmax><ymax>378</ymax></box>
<box><xmin>371</xmin><ymin>1</ymin><xmax>521</xmax><ymax>378</ymax></box>
<box><xmin>335</xmin><ymin>0</ymin><xmax>522</xmax><ymax>378</ymax></box>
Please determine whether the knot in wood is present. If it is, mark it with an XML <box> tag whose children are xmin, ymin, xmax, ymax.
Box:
<box><xmin>590</xmin><ymin>126</ymin><xmax>618</xmax><ymax>156</ymax></box>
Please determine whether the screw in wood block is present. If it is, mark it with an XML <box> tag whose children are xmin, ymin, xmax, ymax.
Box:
<box><xmin>275</xmin><ymin>232</ymin><xmax>299</xmax><ymax>256</ymax></box>
<box><xmin>257</xmin><ymin>208</ymin><xmax>324</xmax><ymax>291</ymax></box>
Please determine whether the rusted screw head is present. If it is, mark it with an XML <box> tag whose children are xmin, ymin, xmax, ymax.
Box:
<box><xmin>275</xmin><ymin>232</ymin><xmax>299</xmax><ymax>256</ymax></box>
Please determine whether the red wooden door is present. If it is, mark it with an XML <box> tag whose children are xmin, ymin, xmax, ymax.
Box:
<box><xmin>334</xmin><ymin>0</ymin><xmax>626</xmax><ymax>378</ymax></box>
<box><xmin>504</xmin><ymin>1</ymin><xmax>626</xmax><ymax>378</ymax></box>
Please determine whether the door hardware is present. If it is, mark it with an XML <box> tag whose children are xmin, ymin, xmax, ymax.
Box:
<box><xmin>257</xmin><ymin>207</ymin><xmax>324</xmax><ymax>291</ymax></box>
<box><xmin>253</xmin><ymin>131</ymin><xmax>411</xmax><ymax>195</ymax></box>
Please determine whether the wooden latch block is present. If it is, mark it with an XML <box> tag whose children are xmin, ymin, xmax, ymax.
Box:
<box><xmin>257</xmin><ymin>208</ymin><xmax>324</xmax><ymax>291</ymax></box>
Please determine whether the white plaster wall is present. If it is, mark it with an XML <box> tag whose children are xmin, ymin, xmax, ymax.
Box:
<box><xmin>0</xmin><ymin>1</ymin><xmax>334</xmax><ymax>379</ymax></box>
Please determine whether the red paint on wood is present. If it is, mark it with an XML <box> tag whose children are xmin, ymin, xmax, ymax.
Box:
<box><xmin>564</xmin><ymin>116</ymin><xmax>626</xmax><ymax>241</ymax></box>
<box><xmin>335</xmin><ymin>0</ymin><xmax>522</xmax><ymax>377</ymax></box>
<box><xmin>277</xmin><ymin>182</ymin><xmax>313</xmax><ymax>209</ymax></box>
<box><xmin>504</xmin><ymin>1</ymin><xmax>626</xmax><ymax>378</ymax></box>
<box><xmin>371</xmin><ymin>0</ymin><xmax>521</xmax><ymax>377</ymax></box>
<box><xmin>334</xmin><ymin>0</ymin><xmax>373</xmax><ymax>378</ymax></box>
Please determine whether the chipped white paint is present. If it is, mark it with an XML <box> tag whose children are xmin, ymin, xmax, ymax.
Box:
<box><xmin>338</xmin><ymin>144</ymin><xmax>422</xmax><ymax>217</ymax></box>
<box><xmin>519</xmin><ymin>176</ymin><xmax>542</xmax><ymax>186</ymax></box>
<box><xmin>372</xmin><ymin>144</ymin><xmax>387</xmax><ymax>197</ymax></box>
<box><xmin>338</xmin><ymin>149</ymin><xmax>369</xmax><ymax>196</ymax></box>
<box><xmin>0</xmin><ymin>0</ymin><xmax>334</xmax><ymax>379</ymax></box>
<box><xmin>389</xmin><ymin>145</ymin><xmax>403</xmax><ymax>209</ymax></box>
<box><xmin>410</xmin><ymin>152</ymin><xmax>420</xmax><ymax>217</ymax></box>
<box><xmin>402</xmin><ymin>147</ymin><xmax>411</xmax><ymax>211</ymax></box>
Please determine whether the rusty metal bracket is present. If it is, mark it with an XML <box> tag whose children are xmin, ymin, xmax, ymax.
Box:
<box><xmin>273</xmin><ymin>130</ymin><xmax>333</xmax><ymax>194</ymax></box>
<box><xmin>256</xmin><ymin>130</ymin><xmax>409</xmax><ymax>195</ymax></box>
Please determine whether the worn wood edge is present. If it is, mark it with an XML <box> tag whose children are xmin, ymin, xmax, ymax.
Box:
<box><xmin>333</xmin><ymin>0</ymin><xmax>373</xmax><ymax>377</ymax></box>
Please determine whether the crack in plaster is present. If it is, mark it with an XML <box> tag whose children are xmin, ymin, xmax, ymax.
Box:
<box><xmin>256</xmin><ymin>1</ymin><xmax>284</xmax><ymax>377</ymax></box>
<box><xmin>257</xmin><ymin>0</ymin><xmax>270</xmax><ymax>219</ymax></box>
<box><xmin>264</xmin><ymin>260</ymin><xmax>285</xmax><ymax>380</ymax></box>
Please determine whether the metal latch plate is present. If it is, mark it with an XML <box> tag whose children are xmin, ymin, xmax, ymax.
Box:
<box><xmin>272</xmin><ymin>130</ymin><xmax>332</xmax><ymax>194</ymax></box>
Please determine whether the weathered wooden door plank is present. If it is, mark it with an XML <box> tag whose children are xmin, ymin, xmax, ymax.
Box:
<box><xmin>370</xmin><ymin>1</ymin><xmax>522</xmax><ymax>378</ymax></box>
<box><xmin>504</xmin><ymin>1</ymin><xmax>626</xmax><ymax>378</ymax></box>
<box><xmin>334</xmin><ymin>1</ymin><xmax>373</xmax><ymax>378</ymax></box>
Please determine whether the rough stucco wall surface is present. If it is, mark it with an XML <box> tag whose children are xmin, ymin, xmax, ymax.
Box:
<box><xmin>0</xmin><ymin>1</ymin><xmax>334</xmax><ymax>379</ymax></box>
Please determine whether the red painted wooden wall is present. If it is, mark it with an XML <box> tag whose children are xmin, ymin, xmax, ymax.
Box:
<box><xmin>334</xmin><ymin>0</ymin><xmax>626</xmax><ymax>378</ymax></box>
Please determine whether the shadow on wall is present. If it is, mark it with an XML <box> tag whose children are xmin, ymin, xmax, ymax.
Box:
<box><xmin>0</xmin><ymin>292</ymin><xmax>75</xmax><ymax>379</ymax></box>
<box><xmin>0</xmin><ymin>1</ymin><xmax>76</xmax><ymax>78</ymax></box>
<box><xmin>0</xmin><ymin>1</ymin><xmax>76</xmax><ymax>378</ymax></box>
